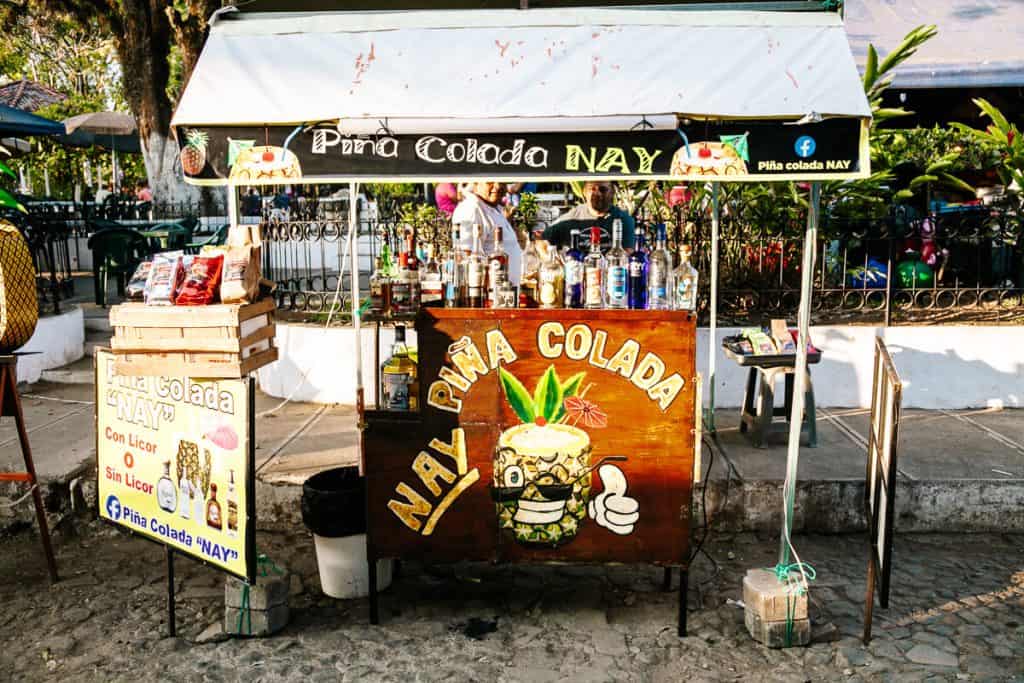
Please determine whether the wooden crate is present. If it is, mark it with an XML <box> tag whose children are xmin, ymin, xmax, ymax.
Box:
<box><xmin>110</xmin><ymin>298</ymin><xmax>278</xmax><ymax>378</ymax></box>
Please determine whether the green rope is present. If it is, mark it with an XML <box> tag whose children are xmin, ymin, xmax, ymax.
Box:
<box><xmin>235</xmin><ymin>552</ymin><xmax>284</xmax><ymax>635</ymax></box>
<box><xmin>769</xmin><ymin>562</ymin><xmax>817</xmax><ymax>647</ymax></box>
<box><xmin>257</xmin><ymin>553</ymin><xmax>285</xmax><ymax>577</ymax></box>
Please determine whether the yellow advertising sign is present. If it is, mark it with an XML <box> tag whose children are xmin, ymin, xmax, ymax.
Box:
<box><xmin>95</xmin><ymin>350</ymin><xmax>254</xmax><ymax>581</ymax></box>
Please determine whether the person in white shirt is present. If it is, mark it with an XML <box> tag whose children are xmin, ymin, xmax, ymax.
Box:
<box><xmin>451</xmin><ymin>181</ymin><xmax>523</xmax><ymax>285</ymax></box>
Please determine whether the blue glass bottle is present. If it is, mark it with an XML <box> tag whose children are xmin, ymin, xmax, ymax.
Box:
<box><xmin>564</xmin><ymin>229</ymin><xmax>585</xmax><ymax>308</ymax></box>
<box><xmin>628</xmin><ymin>231</ymin><xmax>649</xmax><ymax>309</ymax></box>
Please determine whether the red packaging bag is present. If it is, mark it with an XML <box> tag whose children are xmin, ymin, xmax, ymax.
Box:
<box><xmin>174</xmin><ymin>254</ymin><xmax>224</xmax><ymax>306</ymax></box>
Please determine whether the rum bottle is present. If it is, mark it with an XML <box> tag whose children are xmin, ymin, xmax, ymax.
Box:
<box><xmin>465</xmin><ymin>224</ymin><xmax>487</xmax><ymax>308</ymax></box>
<box><xmin>647</xmin><ymin>223</ymin><xmax>671</xmax><ymax>310</ymax></box>
<box><xmin>444</xmin><ymin>224</ymin><xmax>461</xmax><ymax>308</ymax></box>
<box><xmin>206</xmin><ymin>483</ymin><xmax>222</xmax><ymax>531</ymax></box>
<box><xmin>605</xmin><ymin>218</ymin><xmax>629</xmax><ymax>309</ymax></box>
<box><xmin>404</xmin><ymin>231</ymin><xmax>421</xmax><ymax>312</ymax></box>
<box><xmin>672</xmin><ymin>244</ymin><xmax>700</xmax><ymax>311</ymax></box>
<box><xmin>519</xmin><ymin>230</ymin><xmax>541</xmax><ymax>308</ymax></box>
<box><xmin>583</xmin><ymin>226</ymin><xmax>606</xmax><ymax>309</ymax></box>
<box><xmin>487</xmin><ymin>225</ymin><xmax>509</xmax><ymax>307</ymax></box>
<box><xmin>420</xmin><ymin>244</ymin><xmax>444</xmax><ymax>307</ymax></box>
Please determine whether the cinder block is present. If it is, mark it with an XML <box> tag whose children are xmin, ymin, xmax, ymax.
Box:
<box><xmin>225</xmin><ymin>573</ymin><xmax>290</xmax><ymax>611</ymax></box>
<box><xmin>224</xmin><ymin>604</ymin><xmax>290</xmax><ymax>637</ymax></box>
<box><xmin>745</xmin><ymin>608</ymin><xmax>810</xmax><ymax>648</ymax></box>
<box><xmin>743</xmin><ymin>568</ymin><xmax>808</xmax><ymax>623</ymax></box>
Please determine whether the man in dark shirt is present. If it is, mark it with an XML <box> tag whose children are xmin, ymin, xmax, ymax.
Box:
<box><xmin>541</xmin><ymin>181</ymin><xmax>636</xmax><ymax>251</ymax></box>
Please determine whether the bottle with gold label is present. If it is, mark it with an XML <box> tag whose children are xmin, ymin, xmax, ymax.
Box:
<box><xmin>206</xmin><ymin>482</ymin><xmax>223</xmax><ymax>531</ymax></box>
<box><xmin>226</xmin><ymin>470</ymin><xmax>238</xmax><ymax>537</ymax></box>
<box><xmin>539</xmin><ymin>246</ymin><xmax>564</xmax><ymax>309</ymax></box>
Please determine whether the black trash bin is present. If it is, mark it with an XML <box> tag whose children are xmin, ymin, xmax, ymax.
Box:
<box><xmin>301</xmin><ymin>466</ymin><xmax>365</xmax><ymax>538</ymax></box>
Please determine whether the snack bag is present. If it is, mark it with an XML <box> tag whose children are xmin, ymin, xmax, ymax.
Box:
<box><xmin>125</xmin><ymin>261</ymin><xmax>152</xmax><ymax>301</ymax></box>
<box><xmin>145</xmin><ymin>252</ymin><xmax>184</xmax><ymax>305</ymax></box>
<box><xmin>175</xmin><ymin>254</ymin><xmax>225</xmax><ymax>306</ymax></box>
<box><xmin>220</xmin><ymin>224</ymin><xmax>262</xmax><ymax>303</ymax></box>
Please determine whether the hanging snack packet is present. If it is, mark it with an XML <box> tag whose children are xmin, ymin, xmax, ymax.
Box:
<box><xmin>125</xmin><ymin>261</ymin><xmax>152</xmax><ymax>301</ymax></box>
<box><xmin>145</xmin><ymin>252</ymin><xmax>184</xmax><ymax>305</ymax></box>
<box><xmin>175</xmin><ymin>254</ymin><xmax>225</xmax><ymax>306</ymax></box>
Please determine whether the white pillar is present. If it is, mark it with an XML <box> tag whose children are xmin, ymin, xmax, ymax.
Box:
<box><xmin>349</xmin><ymin>182</ymin><xmax>364</xmax><ymax>475</ymax></box>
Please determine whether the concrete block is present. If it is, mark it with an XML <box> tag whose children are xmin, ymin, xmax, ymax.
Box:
<box><xmin>744</xmin><ymin>608</ymin><xmax>810</xmax><ymax>648</ymax></box>
<box><xmin>225</xmin><ymin>573</ymin><xmax>290</xmax><ymax>611</ymax></box>
<box><xmin>224</xmin><ymin>604</ymin><xmax>290</xmax><ymax>637</ymax></box>
<box><xmin>743</xmin><ymin>568</ymin><xmax>808</xmax><ymax>622</ymax></box>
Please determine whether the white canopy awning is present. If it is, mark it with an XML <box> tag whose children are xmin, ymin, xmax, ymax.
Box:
<box><xmin>172</xmin><ymin>8</ymin><xmax>871</xmax><ymax>132</ymax></box>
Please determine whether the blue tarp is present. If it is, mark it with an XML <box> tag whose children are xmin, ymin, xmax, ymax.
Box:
<box><xmin>0</xmin><ymin>103</ymin><xmax>65</xmax><ymax>136</ymax></box>
<box><xmin>846</xmin><ymin>0</ymin><xmax>1024</xmax><ymax>88</ymax></box>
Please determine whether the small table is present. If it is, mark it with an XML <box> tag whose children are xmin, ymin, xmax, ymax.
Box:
<box><xmin>723</xmin><ymin>345</ymin><xmax>821</xmax><ymax>449</ymax></box>
<box><xmin>140</xmin><ymin>224</ymin><xmax>188</xmax><ymax>251</ymax></box>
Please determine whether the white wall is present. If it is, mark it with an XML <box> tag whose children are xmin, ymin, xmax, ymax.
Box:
<box><xmin>261</xmin><ymin>322</ymin><xmax>1023</xmax><ymax>409</ymax></box>
<box><xmin>17</xmin><ymin>306</ymin><xmax>85</xmax><ymax>384</ymax></box>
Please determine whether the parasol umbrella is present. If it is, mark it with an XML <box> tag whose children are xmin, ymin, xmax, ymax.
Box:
<box><xmin>0</xmin><ymin>103</ymin><xmax>66</xmax><ymax>137</ymax></box>
<box><xmin>62</xmin><ymin>111</ymin><xmax>138</xmax><ymax>191</ymax></box>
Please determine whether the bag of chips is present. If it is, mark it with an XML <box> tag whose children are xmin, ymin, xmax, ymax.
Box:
<box><xmin>125</xmin><ymin>261</ymin><xmax>152</xmax><ymax>301</ymax></box>
<box><xmin>220</xmin><ymin>224</ymin><xmax>262</xmax><ymax>303</ymax></box>
<box><xmin>174</xmin><ymin>254</ymin><xmax>224</xmax><ymax>306</ymax></box>
<box><xmin>144</xmin><ymin>252</ymin><xmax>183</xmax><ymax>305</ymax></box>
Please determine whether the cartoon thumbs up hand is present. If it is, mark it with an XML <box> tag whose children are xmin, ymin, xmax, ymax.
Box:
<box><xmin>587</xmin><ymin>464</ymin><xmax>639</xmax><ymax>535</ymax></box>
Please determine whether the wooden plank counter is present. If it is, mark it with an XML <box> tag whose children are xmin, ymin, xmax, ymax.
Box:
<box><xmin>362</xmin><ymin>309</ymin><xmax>698</xmax><ymax>626</ymax></box>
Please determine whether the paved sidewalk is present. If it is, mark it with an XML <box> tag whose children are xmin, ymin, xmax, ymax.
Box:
<box><xmin>1</xmin><ymin>520</ymin><xmax>1021</xmax><ymax>682</ymax></box>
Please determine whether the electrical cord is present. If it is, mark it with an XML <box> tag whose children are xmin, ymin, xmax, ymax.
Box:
<box><xmin>687</xmin><ymin>431</ymin><xmax>735</xmax><ymax>590</ymax></box>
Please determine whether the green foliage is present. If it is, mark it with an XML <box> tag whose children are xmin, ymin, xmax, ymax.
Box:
<box><xmin>500</xmin><ymin>364</ymin><xmax>586</xmax><ymax>424</ymax></box>
<box><xmin>862</xmin><ymin>25</ymin><xmax>938</xmax><ymax>124</ymax></box>
<box><xmin>509</xmin><ymin>191</ymin><xmax>539</xmax><ymax>237</ymax></box>
<box><xmin>952</xmin><ymin>98</ymin><xmax>1024</xmax><ymax>192</ymax></box>
<box><xmin>499</xmin><ymin>367</ymin><xmax>535</xmax><ymax>424</ymax></box>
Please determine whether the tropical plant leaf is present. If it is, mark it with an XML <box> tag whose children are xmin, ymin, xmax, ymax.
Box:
<box><xmin>974</xmin><ymin>98</ymin><xmax>1010</xmax><ymax>135</ymax></box>
<box><xmin>894</xmin><ymin>189</ymin><xmax>915</xmax><ymax>200</ymax></box>
<box><xmin>863</xmin><ymin>44</ymin><xmax>878</xmax><ymax>91</ymax></box>
<box><xmin>925</xmin><ymin>159</ymin><xmax>955</xmax><ymax>175</ymax></box>
<box><xmin>938</xmin><ymin>172</ymin><xmax>976</xmax><ymax>195</ymax></box>
<box><xmin>0</xmin><ymin>188</ymin><xmax>25</xmax><ymax>213</ymax></box>
<box><xmin>909</xmin><ymin>174</ymin><xmax>938</xmax><ymax>188</ymax></box>
<box><xmin>553</xmin><ymin>372</ymin><xmax>586</xmax><ymax>422</ymax></box>
<box><xmin>532</xmin><ymin>365</ymin><xmax>563</xmax><ymax>422</ymax></box>
<box><xmin>0</xmin><ymin>161</ymin><xmax>14</xmax><ymax>180</ymax></box>
<box><xmin>499</xmin><ymin>367</ymin><xmax>535</xmax><ymax>424</ymax></box>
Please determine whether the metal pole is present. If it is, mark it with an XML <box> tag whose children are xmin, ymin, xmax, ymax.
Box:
<box><xmin>166</xmin><ymin>547</ymin><xmax>176</xmax><ymax>637</ymax></box>
<box><xmin>706</xmin><ymin>182</ymin><xmax>720</xmax><ymax>432</ymax></box>
<box><xmin>227</xmin><ymin>183</ymin><xmax>239</xmax><ymax>225</ymax></box>
<box><xmin>349</xmin><ymin>183</ymin><xmax>365</xmax><ymax>476</ymax></box>
<box><xmin>779</xmin><ymin>181</ymin><xmax>820</xmax><ymax>567</ymax></box>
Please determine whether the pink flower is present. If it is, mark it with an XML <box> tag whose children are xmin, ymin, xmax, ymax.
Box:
<box><xmin>564</xmin><ymin>396</ymin><xmax>608</xmax><ymax>429</ymax></box>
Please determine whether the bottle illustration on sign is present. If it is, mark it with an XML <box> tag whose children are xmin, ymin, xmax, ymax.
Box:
<box><xmin>175</xmin><ymin>438</ymin><xmax>213</xmax><ymax>522</ymax></box>
<box><xmin>226</xmin><ymin>470</ymin><xmax>239</xmax><ymax>537</ymax></box>
<box><xmin>494</xmin><ymin>364</ymin><xmax>639</xmax><ymax>547</ymax></box>
<box><xmin>206</xmin><ymin>483</ymin><xmax>223</xmax><ymax>531</ymax></box>
<box><xmin>157</xmin><ymin>460</ymin><xmax>177</xmax><ymax>513</ymax></box>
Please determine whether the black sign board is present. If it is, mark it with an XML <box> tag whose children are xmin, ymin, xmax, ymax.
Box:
<box><xmin>863</xmin><ymin>336</ymin><xmax>902</xmax><ymax>644</ymax></box>
<box><xmin>175</xmin><ymin>117</ymin><xmax>866</xmax><ymax>184</ymax></box>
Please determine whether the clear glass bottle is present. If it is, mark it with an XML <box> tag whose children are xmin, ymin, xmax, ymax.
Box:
<box><xmin>539</xmin><ymin>246</ymin><xmax>564</xmax><ymax>309</ymax></box>
<box><xmin>672</xmin><ymin>244</ymin><xmax>700</xmax><ymax>311</ymax></box>
<box><xmin>628</xmin><ymin>231</ymin><xmax>649</xmax><ymax>310</ymax></box>
<box><xmin>226</xmin><ymin>470</ymin><xmax>238</xmax><ymax>537</ymax></box>
<box><xmin>583</xmin><ymin>226</ymin><xmax>606</xmax><ymax>309</ymax></box>
<box><xmin>647</xmin><ymin>223</ymin><xmax>672</xmax><ymax>310</ymax></box>
<box><xmin>381</xmin><ymin>325</ymin><xmax>416</xmax><ymax>410</ymax></box>
<box><xmin>519</xmin><ymin>230</ymin><xmax>541</xmax><ymax>308</ymax></box>
<box><xmin>390</xmin><ymin>250</ymin><xmax>412</xmax><ymax>316</ymax></box>
<box><xmin>444</xmin><ymin>224</ymin><xmax>461</xmax><ymax>308</ymax></box>
<box><xmin>465</xmin><ymin>224</ymin><xmax>487</xmax><ymax>308</ymax></box>
<box><xmin>420</xmin><ymin>244</ymin><xmax>444</xmax><ymax>307</ymax></box>
<box><xmin>564</xmin><ymin>228</ymin><xmax>584</xmax><ymax>308</ymax></box>
<box><xmin>178</xmin><ymin>472</ymin><xmax>191</xmax><ymax>520</ymax></box>
<box><xmin>369</xmin><ymin>256</ymin><xmax>390</xmax><ymax>318</ymax></box>
<box><xmin>206</xmin><ymin>482</ymin><xmax>222</xmax><ymax>531</ymax></box>
<box><xmin>157</xmin><ymin>460</ymin><xmax>177</xmax><ymax>514</ymax></box>
<box><xmin>605</xmin><ymin>218</ymin><xmax>629</xmax><ymax>309</ymax></box>
<box><xmin>487</xmin><ymin>225</ymin><xmax>509</xmax><ymax>307</ymax></box>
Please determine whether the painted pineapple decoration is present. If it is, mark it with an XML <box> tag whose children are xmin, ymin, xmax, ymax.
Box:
<box><xmin>180</xmin><ymin>130</ymin><xmax>209</xmax><ymax>175</ymax></box>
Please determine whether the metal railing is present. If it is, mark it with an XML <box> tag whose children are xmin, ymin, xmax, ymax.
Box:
<box><xmin>255</xmin><ymin>197</ymin><xmax>1024</xmax><ymax>326</ymax></box>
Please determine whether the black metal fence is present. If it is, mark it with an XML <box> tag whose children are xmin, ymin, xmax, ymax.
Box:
<box><xmin>261</xmin><ymin>198</ymin><xmax>1023</xmax><ymax>326</ymax></box>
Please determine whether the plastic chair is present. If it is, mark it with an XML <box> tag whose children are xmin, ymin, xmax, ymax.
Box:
<box><xmin>185</xmin><ymin>223</ymin><xmax>229</xmax><ymax>254</ymax></box>
<box><xmin>86</xmin><ymin>228</ymin><xmax>151</xmax><ymax>307</ymax></box>
<box><xmin>146</xmin><ymin>222</ymin><xmax>190</xmax><ymax>251</ymax></box>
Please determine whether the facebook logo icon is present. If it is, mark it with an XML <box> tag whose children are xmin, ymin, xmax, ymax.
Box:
<box><xmin>795</xmin><ymin>136</ymin><xmax>816</xmax><ymax>158</ymax></box>
<box><xmin>105</xmin><ymin>495</ymin><xmax>122</xmax><ymax>521</ymax></box>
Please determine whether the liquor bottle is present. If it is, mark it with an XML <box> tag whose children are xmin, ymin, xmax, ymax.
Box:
<box><xmin>226</xmin><ymin>470</ymin><xmax>238</xmax><ymax>537</ymax></box>
<box><xmin>605</xmin><ymin>219</ymin><xmax>629</xmax><ymax>309</ymax></box>
<box><xmin>519</xmin><ymin>230</ymin><xmax>541</xmax><ymax>308</ymax></box>
<box><xmin>369</xmin><ymin>256</ymin><xmax>390</xmax><ymax>318</ymax></box>
<box><xmin>564</xmin><ymin>228</ymin><xmax>584</xmax><ymax>308</ymax></box>
<box><xmin>178</xmin><ymin>472</ymin><xmax>191</xmax><ymax>520</ymax></box>
<box><xmin>381</xmin><ymin>325</ymin><xmax>416</xmax><ymax>410</ymax></box>
<box><xmin>404</xmin><ymin>231</ymin><xmax>421</xmax><ymax>312</ymax></box>
<box><xmin>390</xmin><ymin>250</ymin><xmax>412</xmax><ymax>316</ymax></box>
<box><xmin>539</xmin><ymin>245</ymin><xmax>564</xmax><ymax>309</ymax></box>
<box><xmin>157</xmin><ymin>461</ymin><xmax>177</xmax><ymax>514</ymax></box>
<box><xmin>672</xmin><ymin>244</ymin><xmax>700</xmax><ymax>311</ymax></box>
<box><xmin>487</xmin><ymin>225</ymin><xmax>509</xmax><ymax>307</ymax></box>
<box><xmin>647</xmin><ymin>223</ymin><xmax>671</xmax><ymax>310</ymax></box>
<box><xmin>465</xmin><ymin>224</ymin><xmax>487</xmax><ymax>308</ymax></box>
<box><xmin>420</xmin><ymin>244</ymin><xmax>444</xmax><ymax>307</ymax></box>
<box><xmin>628</xmin><ymin>231</ymin><xmax>649</xmax><ymax>309</ymax></box>
<box><xmin>583</xmin><ymin>226</ymin><xmax>606</xmax><ymax>309</ymax></box>
<box><xmin>444</xmin><ymin>224</ymin><xmax>461</xmax><ymax>307</ymax></box>
<box><xmin>206</xmin><ymin>483</ymin><xmax>222</xmax><ymax>531</ymax></box>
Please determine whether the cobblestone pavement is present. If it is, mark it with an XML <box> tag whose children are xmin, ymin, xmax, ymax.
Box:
<box><xmin>1</xmin><ymin>520</ymin><xmax>1022</xmax><ymax>682</ymax></box>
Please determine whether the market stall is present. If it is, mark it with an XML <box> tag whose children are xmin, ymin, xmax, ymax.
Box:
<box><xmin>171</xmin><ymin>6</ymin><xmax>871</xmax><ymax>636</ymax></box>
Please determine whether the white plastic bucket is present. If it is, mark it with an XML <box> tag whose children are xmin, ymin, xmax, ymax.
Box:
<box><xmin>313</xmin><ymin>532</ymin><xmax>393</xmax><ymax>599</ymax></box>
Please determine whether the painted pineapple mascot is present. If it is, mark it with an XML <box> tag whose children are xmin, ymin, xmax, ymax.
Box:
<box><xmin>494</xmin><ymin>365</ymin><xmax>639</xmax><ymax>547</ymax></box>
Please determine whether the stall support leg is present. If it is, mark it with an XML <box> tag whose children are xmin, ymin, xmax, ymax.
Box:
<box><xmin>662</xmin><ymin>567</ymin><xmax>673</xmax><ymax>592</ymax></box>
<box><xmin>166</xmin><ymin>547</ymin><xmax>176</xmax><ymax>638</ymax></box>
<box><xmin>678</xmin><ymin>568</ymin><xmax>689</xmax><ymax>637</ymax></box>
<box><xmin>863</xmin><ymin>549</ymin><xmax>876</xmax><ymax>645</ymax></box>
<box><xmin>368</xmin><ymin>558</ymin><xmax>380</xmax><ymax>625</ymax></box>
